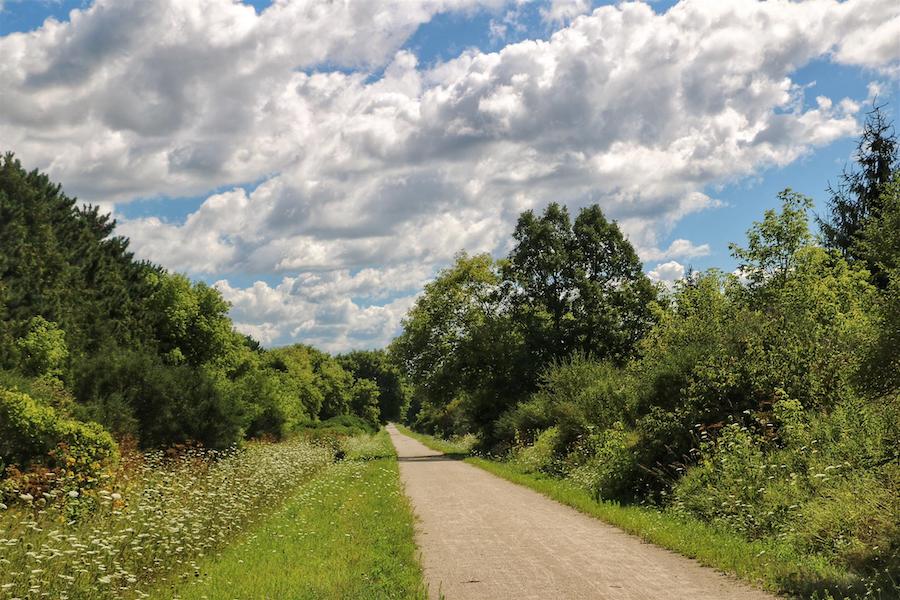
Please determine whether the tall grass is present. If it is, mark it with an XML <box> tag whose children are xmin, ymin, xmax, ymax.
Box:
<box><xmin>156</xmin><ymin>431</ymin><xmax>425</xmax><ymax>599</ymax></box>
<box><xmin>0</xmin><ymin>440</ymin><xmax>332</xmax><ymax>599</ymax></box>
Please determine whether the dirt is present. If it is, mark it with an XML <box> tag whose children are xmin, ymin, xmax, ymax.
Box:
<box><xmin>387</xmin><ymin>424</ymin><xmax>777</xmax><ymax>600</ymax></box>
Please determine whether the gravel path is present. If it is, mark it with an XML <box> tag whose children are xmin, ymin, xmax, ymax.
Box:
<box><xmin>388</xmin><ymin>424</ymin><xmax>777</xmax><ymax>600</ymax></box>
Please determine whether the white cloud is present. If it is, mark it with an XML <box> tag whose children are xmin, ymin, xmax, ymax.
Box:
<box><xmin>4</xmin><ymin>0</ymin><xmax>900</xmax><ymax>350</ymax></box>
<box><xmin>648</xmin><ymin>260</ymin><xmax>685</xmax><ymax>287</ymax></box>
<box><xmin>541</xmin><ymin>0</ymin><xmax>590</xmax><ymax>25</ymax></box>
<box><xmin>215</xmin><ymin>272</ymin><xmax>423</xmax><ymax>351</ymax></box>
<box><xmin>642</xmin><ymin>238</ymin><xmax>712</xmax><ymax>262</ymax></box>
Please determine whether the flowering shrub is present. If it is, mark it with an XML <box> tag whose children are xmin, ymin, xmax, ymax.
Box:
<box><xmin>0</xmin><ymin>439</ymin><xmax>332</xmax><ymax>599</ymax></box>
<box><xmin>0</xmin><ymin>388</ymin><xmax>117</xmax><ymax>480</ymax></box>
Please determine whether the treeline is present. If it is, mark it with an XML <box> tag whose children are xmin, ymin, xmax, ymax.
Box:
<box><xmin>392</xmin><ymin>107</ymin><xmax>900</xmax><ymax>580</ymax></box>
<box><xmin>0</xmin><ymin>152</ymin><xmax>409</xmax><ymax>480</ymax></box>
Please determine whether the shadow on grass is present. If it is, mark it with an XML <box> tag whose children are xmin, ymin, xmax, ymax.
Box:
<box><xmin>777</xmin><ymin>568</ymin><xmax>898</xmax><ymax>600</ymax></box>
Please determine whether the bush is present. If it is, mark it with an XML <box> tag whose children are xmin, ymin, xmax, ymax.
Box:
<box><xmin>671</xmin><ymin>394</ymin><xmax>900</xmax><ymax>572</ymax></box>
<box><xmin>501</xmin><ymin>355</ymin><xmax>627</xmax><ymax>451</ymax></box>
<box><xmin>0</xmin><ymin>388</ymin><xmax>117</xmax><ymax>478</ymax></box>
<box><xmin>514</xmin><ymin>426</ymin><xmax>564</xmax><ymax>476</ymax></box>
<box><xmin>74</xmin><ymin>348</ymin><xmax>247</xmax><ymax>449</ymax></box>
<box><xmin>569</xmin><ymin>423</ymin><xmax>639</xmax><ymax>502</ymax></box>
<box><xmin>15</xmin><ymin>316</ymin><xmax>68</xmax><ymax>379</ymax></box>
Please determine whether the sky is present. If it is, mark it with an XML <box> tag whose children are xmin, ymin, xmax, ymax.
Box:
<box><xmin>1</xmin><ymin>0</ymin><xmax>899</xmax><ymax>352</ymax></box>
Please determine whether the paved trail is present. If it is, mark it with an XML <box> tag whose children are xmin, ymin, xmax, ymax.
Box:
<box><xmin>387</xmin><ymin>424</ymin><xmax>776</xmax><ymax>600</ymax></box>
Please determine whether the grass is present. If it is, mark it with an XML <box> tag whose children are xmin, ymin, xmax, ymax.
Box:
<box><xmin>393</xmin><ymin>424</ymin><xmax>475</xmax><ymax>458</ymax></box>
<box><xmin>153</xmin><ymin>430</ymin><xmax>425</xmax><ymax>600</ymax></box>
<box><xmin>0</xmin><ymin>438</ymin><xmax>333</xmax><ymax>599</ymax></box>
<box><xmin>397</xmin><ymin>426</ymin><xmax>880</xmax><ymax>599</ymax></box>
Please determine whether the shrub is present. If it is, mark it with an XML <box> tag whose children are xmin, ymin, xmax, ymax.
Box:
<box><xmin>0</xmin><ymin>388</ymin><xmax>117</xmax><ymax>478</ymax></box>
<box><xmin>74</xmin><ymin>348</ymin><xmax>247</xmax><ymax>449</ymax></box>
<box><xmin>514</xmin><ymin>426</ymin><xmax>564</xmax><ymax>476</ymax></box>
<box><xmin>502</xmin><ymin>355</ymin><xmax>627</xmax><ymax>451</ymax></box>
<box><xmin>15</xmin><ymin>316</ymin><xmax>68</xmax><ymax>379</ymax></box>
<box><xmin>671</xmin><ymin>393</ymin><xmax>900</xmax><ymax>572</ymax></box>
<box><xmin>569</xmin><ymin>423</ymin><xmax>639</xmax><ymax>502</ymax></box>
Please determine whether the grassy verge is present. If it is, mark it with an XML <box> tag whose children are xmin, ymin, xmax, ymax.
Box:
<box><xmin>393</xmin><ymin>423</ymin><xmax>475</xmax><ymax>457</ymax></box>
<box><xmin>154</xmin><ymin>430</ymin><xmax>425</xmax><ymax>600</ymax></box>
<box><xmin>395</xmin><ymin>426</ymin><xmax>870</xmax><ymax>599</ymax></box>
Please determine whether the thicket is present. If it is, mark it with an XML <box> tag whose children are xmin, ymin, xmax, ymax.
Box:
<box><xmin>0</xmin><ymin>152</ymin><xmax>408</xmax><ymax>493</ymax></box>
<box><xmin>393</xmin><ymin>106</ymin><xmax>900</xmax><ymax>591</ymax></box>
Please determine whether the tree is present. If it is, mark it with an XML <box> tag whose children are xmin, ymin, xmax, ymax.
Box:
<box><xmin>350</xmin><ymin>378</ymin><xmax>381</xmax><ymax>427</ymax></box>
<box><xmin>503</xmin><ymin>203</ymin><xmax>655</xmax><ymax>366</ymax></box>
<box><xmin>16</xmin><ymin>316</ymin><xmax>68</xmax><ymax>379</ymax></box>
<box><xmin>820</xmin><ymin>103</ymin><xmax>898</xmax><ymax>279</ymax></box>
<box><xmin>858</xmin><ymin>173</ymin><xmax>900</xmax><ymax>393</ymax></box>
<box><xmin>391</xmin><ymin>253</ymin><xmax>501</xmax><ymax>412</ymax></box>
<box><xmin>146</xmin><ymin>272</ymin><xmax>234</xmax><ymax>367</ymax></box>
<box><xmin>730</xmin><ymin>189</ymin><xmax>813</xmax><ymax>293</ymax></box>
<box><xmin>338</xmin><ymin>349</ymin><xmax>410</xmax><ymax>422</ymax></box>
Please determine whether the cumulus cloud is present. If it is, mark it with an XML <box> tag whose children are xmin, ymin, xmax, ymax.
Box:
<box><xmin>647</xmin><ymin>260</ymin><xmax>685</xmax><ymax>287</ymax></box>
<box><xmin>641</xmin><ymin>238</ymin><xmax>711</xmax><ymax>262</ymax></box>
<box><xmin>4</xmin><ymin>0</ymin><xmax>900</xmax><ymax>349</ymax></box>
<box><xmin>214</xmin><ymin>273</ymin><xmax>423</xmax><ymax>351</ymax></box>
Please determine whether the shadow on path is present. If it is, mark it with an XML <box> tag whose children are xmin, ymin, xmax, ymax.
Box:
<box><xmin>397</xmin><ymin>453</ymin><xmax>467</xmax><ymax>462</ymax></box>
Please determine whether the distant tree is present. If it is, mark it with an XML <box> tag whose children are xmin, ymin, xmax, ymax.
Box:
<box><xmin>391</xmin><ymin>253</ymin><xmax>501</xmax><ymax>412</ymax></box>
<box><xmin>350</xmin><ymin>378</ymin><xmax>381</xmax><ymax>427</ymax></box>
<box><xmin>146</xmin><ymin>272</ymin><xmax>234</xmax><ymax>367</ymax></box>
<box><xmin>820</xmin><ymin>103</ymin><xmax>898</xmax><ymax>280</ymax></box>
<box><xmin>338</xmin><ymin>349</ymin><xmax>410</xmax><ymax>422</ymax></box>
<box><xmin>503</xmin><ymin>203</ymin><xmax>655</xmax><ymax>366</ymax></box>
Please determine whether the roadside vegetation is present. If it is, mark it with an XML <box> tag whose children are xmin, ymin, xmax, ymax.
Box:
<box><xmin>391</xmin><ymin>106</ymin><xmax>900</xmax><ymax>598</ymax></box>
<box><xmin>403</xmin><ymin>424</ymin><xmax>863</xmax><ymax>598</ymax></box>
<box><xmin>0</xmin><ymin>437</ymin><xmax>332</xmax><ymax>598</ymax></box>
<box><xmin>0</xmin><ymin>428</ymin><xmax>422</xmax><ymax>599</ymax></box>
<box><xmin>156</xmin><ymin>431</ymin><xmax>424</xmax><ymax>600</ymax></box>
<box><xmin>394</xmin><ymin>423</ymin><xmax>476</xmax><ymax>457</ymax></box>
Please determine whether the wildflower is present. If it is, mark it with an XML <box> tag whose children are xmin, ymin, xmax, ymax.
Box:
<box><xmin>110</xmin><ymin>493</ymin><xmax>122</xmax><ymax>501</ymax></box>
<box><xmin>67</xmin><ymin>490</ymin><xmax>79</xmax><ymax>499</ymax></box>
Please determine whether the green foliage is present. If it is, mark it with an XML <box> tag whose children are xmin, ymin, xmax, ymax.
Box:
<box><xmin>15</xmin><ymin>316</ymin><xmax>69</xmax><ymax>379</ymax></box>
<box><xmin>859</xmin><ymin>174</ymin><xmax>900</xmax><ymax>393</ymax></box>
<box><xmin>338</xmin><ymin>349</ymin><xmax>410</xmax><ymax>422</ymax></box>
<box><xmin>73</xmin><ymin>348</ymin><xmax>248</xmax><ymax>449</ymax></box>
<box><xmin>820</xmin><ymin>103</ymin><xmax>898</xmax><ymax>277</ymax></box>
<box><xmin>395</xmin><ymin>204</ymin><xmax>655</xmax><ymax>449</ymax></box>
<box><xmin>499</xmin><ymin>355</ymin><xmax>627</xmax><ymax>450</ymax></box>
<box><xmin>513</xmin><ymin>426</ymin><xmax>565</xmax><ymax>476</ymax></box>
<box><xmin>146</xmin><ymin>272</ymin><xmax>234</xmax><ymax>367</ymax></box>
<box><xmin>568</xmin><ymin>422</ymin><xmax>638</xmax><ymax>501</ymax></box>
<box><xmin>0</xmin><ymin>388</ymin><xmax>117</xmax><ymax>478</ymax></box>
<box><xmin>350</xmin><ymin>378</ymin><xmax>381</xmax><ymax>427</ymax></box>
<box><xmin>503</xmin><ymin>203</ymin><xmax>656</xmax><ymax>366</ymax></box>
<box><xmin>0</xmin><ymin>153</ymin><xmax>156</xmax><ymax>361</ymax></box>
<box><xmin>730</xmin><ymin>189</ymin><xmax>814</xmax><ymax>293</ymax></box>
<box><xmin>671</xmin><ymin>394</ymin><xmax>900</xmax><ymax>573</ymax></box>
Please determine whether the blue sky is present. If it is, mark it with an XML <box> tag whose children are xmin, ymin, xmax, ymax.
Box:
<box><xmin>1</xmin><ymin>0</ymin><xmax>898</xmax><ymax>349</ymax></box>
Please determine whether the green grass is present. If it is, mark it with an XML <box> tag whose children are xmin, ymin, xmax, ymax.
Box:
<box><xmin>396</xmin><ymin>426</ymin><xmax>875</xmax><ymax>599</ymax></box>
<box><xmin>153</xmin><ymin>431</ymin><xmax>425</xmax><ymax>600</ymax></box>
<box><xmin>393</xmin><ymin>423</ymin><xmax>476</xmax><ymax>457</ymax></box>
